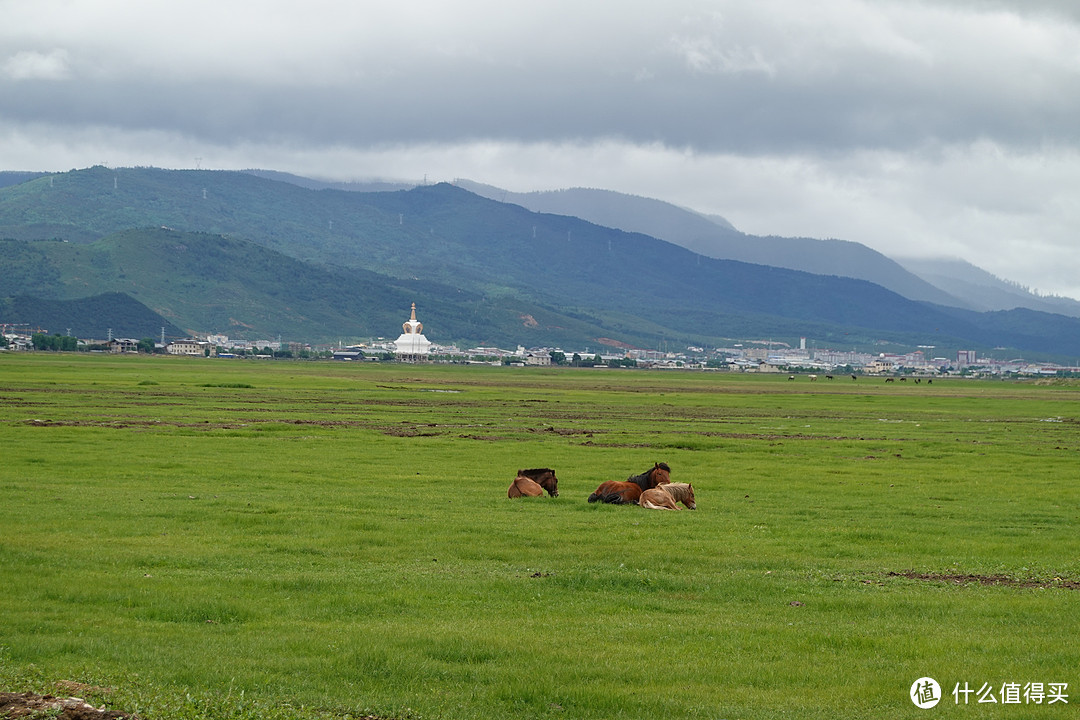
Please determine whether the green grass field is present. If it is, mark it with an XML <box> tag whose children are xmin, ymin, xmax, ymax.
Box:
<box><xmin>1</xmin><ymin>353</ymin><xmax>1077</xmax><ymax>719</ymax></box>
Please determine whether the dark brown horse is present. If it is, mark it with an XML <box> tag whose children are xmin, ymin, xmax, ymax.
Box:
<box><xmin>507</xmin><ymin>468</ymin><xmax>559</xmax><ymax>498</ymax></box>
<box><xmin>587</xmin><ymin>462</ymin><xmax>671</xmax><ymax>504</ymax></box>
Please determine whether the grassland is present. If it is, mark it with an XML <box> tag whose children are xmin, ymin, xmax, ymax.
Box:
<box><xmin>1</xmin><ymin>353</ymin><xmax>1078</xmax><ymax>719</ymax></box>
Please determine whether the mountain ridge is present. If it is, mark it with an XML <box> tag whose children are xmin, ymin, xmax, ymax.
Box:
<box><xmin>3</xmin><ymin>166</ymin><xmax>1080</xmax><ymax>358</ymax></box>
<box><xmin>451</xmin><ymin>179</ymin><xmax>1080</xmax><ymax>317</ymax></box>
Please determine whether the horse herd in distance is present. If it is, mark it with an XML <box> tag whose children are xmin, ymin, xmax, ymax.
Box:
<box><xmin>506</xmin><ymin>462</ymin><xmax>696</xmax><ymax>511</ymax></box>
<box><xmin>790</xmin><ymin>373</ymin><xmax>933</xmax><ymax>384</ymax></box>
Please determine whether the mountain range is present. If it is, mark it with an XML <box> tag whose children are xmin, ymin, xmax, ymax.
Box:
<box><xmin>2</xmin><ymin>166</ymin><xmax>1079</xmax><ymax>360</ymax></box>
<box><xmin>243</xmin><ymin>170</ymin><xmax>1080</xmax><ymax>318</ymax></box>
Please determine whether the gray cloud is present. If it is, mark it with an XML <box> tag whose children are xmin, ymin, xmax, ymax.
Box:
<box><xmin>6</xmin><ymin>0</ymin><xmax>1078</xmax><ymax>151</ymax></box>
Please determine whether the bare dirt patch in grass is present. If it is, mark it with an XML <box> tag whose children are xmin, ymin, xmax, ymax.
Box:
<box><xmin>887</xmin><ymin>571</ymin><xmax>1080</xmax><ymax>590</ymax></box>
<box><xmin>0</xmin><ymin>690</ymin><xmax>131</xmax><ymax>719</ymax></box>
<box><xmin>2</xmin><ymin>684</ymin><xmax>395</xmax><ymax>720</ymax></box>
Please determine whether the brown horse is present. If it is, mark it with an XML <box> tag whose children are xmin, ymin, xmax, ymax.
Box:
<box><xmin>587</xmin><ymin>462</ymin><xmax>670</xmax><ymax>504</ymax></box>
<box><xmin>507</xmin><ymin>468</ymin><xmax>559</xmax><ymax>498</ymax></box>
<box><xmin>639</xmin><ymin>482</ymin><xmax>696</xmax><ymax>510</ymax></box>
<box><xmin>508</xmin><ymin>475</ymin><xmax>544</xmax><ymax>498</ymax></box>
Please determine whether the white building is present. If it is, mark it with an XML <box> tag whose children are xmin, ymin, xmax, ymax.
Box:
<box><xmin>109</xmin><ymin>338</ymin><xmax>139</xmax><ymax>353</ymax></box>
<box><xmin>394</xmin><ymin>303</ymin><xmax>432</xmax><ymax>361</ymax></box>
<box><xmin>167</xmin><ymin>339</ymin><xmax>217</xmax><ymax>356</ymax></box>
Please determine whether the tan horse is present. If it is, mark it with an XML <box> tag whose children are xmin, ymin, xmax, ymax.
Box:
<box><xmin>507</xmin><ymin>468</ymin><xmax>559</xmax><ymax>498</ymax></box>
<box><xmin>508</xmin><ymin>475</ymin><xmax>545</xmax><ymax>498</ymax></box>
<box><xmin>639</xmin><ymin>482</ymin><xmax>696</xmax><ymax>510</ymax></box>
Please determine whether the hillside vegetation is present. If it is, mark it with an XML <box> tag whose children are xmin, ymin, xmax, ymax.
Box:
<box><xmin>455</xmin><ymin>180</ymin><xmax>964</xmax><ymax>307</ymax></box>
<box><xmin>0</xmin><ymin>230</ymin><xmax>607</xmax><ymax>346</ymax></box>
<box><xmin>3</xmin><ymin>166</ymin><xmax>1080</xmax><ymax>356</ymax></box>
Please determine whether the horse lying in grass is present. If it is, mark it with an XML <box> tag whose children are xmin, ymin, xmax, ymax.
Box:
<box><xmin>639</xmin><ymin>482</ymin><xmax>696</xmax><ymax>510</ymax></box>
<box><xmin>587</xmin><ymin>462</ymin><xmax>671</xmax><ymax>504</ymax></box>
<box><xmin>507</xmin><ymin>468</ymin><xmax>559</xmax><ymax>498</ymax></box>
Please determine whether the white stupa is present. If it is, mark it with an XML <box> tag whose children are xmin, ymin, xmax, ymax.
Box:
<box><xmin>394</xmin><ymin>302</ymin><xmax>432</xmax><ymax>361</ymax></box>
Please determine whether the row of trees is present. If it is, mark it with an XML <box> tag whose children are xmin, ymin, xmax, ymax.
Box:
<box><xmin>30</xmin><ymin>333</ymin><xmax>79</xmax><ymax>351</ymax></box>
<box><xmin>556</xmin><ymin>352</ymin><xmax>637</xmax><ymax>368</ymax></box>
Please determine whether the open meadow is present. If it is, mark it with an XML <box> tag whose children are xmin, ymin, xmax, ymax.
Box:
<box><xmin>1</xmin><ymin>353</ymin><xmax>1078</xmax><ymax>719</ymax></box>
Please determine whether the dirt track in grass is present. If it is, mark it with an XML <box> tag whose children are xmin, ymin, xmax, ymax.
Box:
<box><xmin>0</xmin><ymin>689</ymin><xmax>132</xmax><ymax>719</ymax></box>
<box><xmin>0</xmin><ymin>686</ymin><xmax>391</xmax><ymax>720</ymax></box>
<box><xmin>887</xmin><ymin>570</ymin><xmax>1080</xmax><ymax>590</ymax></box>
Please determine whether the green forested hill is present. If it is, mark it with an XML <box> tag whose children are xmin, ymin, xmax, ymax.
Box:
<box><xmin>0</xmin><ymin>291</ymin><xmax>185</xmax><ymax>341</ymax></box>
<box><xmin>0</xmin><ymin>229</ymin><xmax>622</xmax><ymax>346</ymax></box>
<box><xmin>3</xmin><ymin>166</ymin><xmax>1080</xmax><ymax>356</ymax></box>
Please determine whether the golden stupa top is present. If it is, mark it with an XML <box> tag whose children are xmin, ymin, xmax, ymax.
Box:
<box><xmin>402</xmin><ymin>302</ymin><xmax>423</xmax><ymax>335</ymax></box>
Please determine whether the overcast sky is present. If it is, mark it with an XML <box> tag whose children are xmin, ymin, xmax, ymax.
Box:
<box><xmin>3</xmin><ymin>0</ymin><xmax>1079</xmax><ymax>299</ymax></box>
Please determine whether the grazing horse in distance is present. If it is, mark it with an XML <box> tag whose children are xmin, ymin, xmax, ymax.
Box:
<box><xmin>588</xmin><ymin>462</ymin><xmax>671</xmax><ymax>504</ymax></box>
<box><xmin>639</xmin><ymin>482</ymin><xmax>696</xmax><ymax>510</ymax></box>
<box><xmin>507</xmin><ymin>468</ymin><xmax>559</xmax><ymax>498</ymax></box>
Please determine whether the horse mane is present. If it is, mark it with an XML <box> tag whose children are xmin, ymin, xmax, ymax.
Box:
<box><xmin>661</xmin><ymin>483</ymin><xmax>692</xmax><ymax>501</ymax></box>
<box><xmin>518</xmin><ymin>468</ymin><xmax>555</xmax><ymax>477</ymax></box>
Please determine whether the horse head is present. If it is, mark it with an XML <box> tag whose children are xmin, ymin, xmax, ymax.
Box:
<box><xmin>680</xmin><ymin>483</ymin><xmax>696</xmax><ymax>509</ymax></box>
<box><xmin>649</xmin><ymin>462</ymin><xmax>671</xmax><ymax>487</ymax></box>
<box><xmin>536</xmin><ymin>469</ymin><xmax>559</xmax><ymax>497</ymax></box>
<box><xmin>661</xmin><ymin>482</ymin><xmax>696</xmax><ymax>509</ymax></box>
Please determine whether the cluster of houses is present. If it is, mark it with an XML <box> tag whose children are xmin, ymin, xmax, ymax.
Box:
<box><xmin>1</xmin><ymin>336</ymin><xmax>224</xmax><ymax>356</ymax></box>
<box><xmin>712</xmin><ymin>343</ymin><xmax>1080</xmax><ymax>377</ymax></box>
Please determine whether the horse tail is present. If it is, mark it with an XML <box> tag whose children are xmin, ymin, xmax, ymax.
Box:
<box><xmin>589</xmin><ymin>491</ymin><xmax>621</xmax><ymax>504</ymax></box>
<box><xmin>600</xmin><ymin>492</ymin><xmax>633</xmax><ymax>504</ymax></box>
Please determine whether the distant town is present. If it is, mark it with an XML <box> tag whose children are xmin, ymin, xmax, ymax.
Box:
<box><xmin>5</xmin><ymin>328</ymin><xmax>1079</xmax><ymax>378</ymax></box>
<box><xmin>5</xmin><ymin>302</ymin><xmax>1080</xmax><ymax>377</ymax></box>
